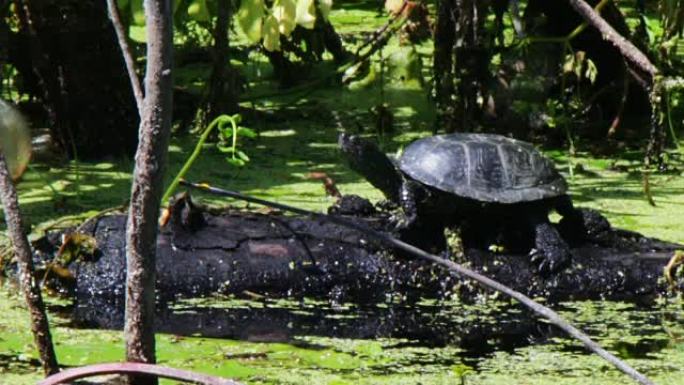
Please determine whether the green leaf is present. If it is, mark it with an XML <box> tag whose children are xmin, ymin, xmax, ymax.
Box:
<box><xmin>218</xmin><ymin>127</ymin><xmax>233</xmax><ymax>139</ymax></box>
<box><xmin>585</xmin><ymin>58</ymin><xmax>598</xmax><ymax>84</ymax></box>
<box><xmin>562</xmin><ymin>53</ymin><xmax>575</xmax><ymax>75</ymax></box>
<box><xmin>384</xmin><ymin>0</ymin><xmax>403</xmax><ymax>14</ymax></box>
<box><xmin>273</xmin><ymin>0</ymin><xmax>297</xmax><ymax>36</ymax></box>
<box><xmin>118</xmin><ymin>0</ymin><xmax>130</xmax><ymax>12</ymax></box>
<box><xmin>295</xmin><ymin>0</ymin><xmax>316</xmax><ymax>29</ymax></box>
<box><xmin>237</xmin><ymin>127</ymin><xmax>257</xmax><ymax>138</ymax></box>
<box><xmin>226</xmin><ymin>158</ymin><xmax>247</xmax><ymax>167</ymax></box>
<box><xmin>131</xmin><ymin>0</ymin><xmax>146</xmax><ymax>26</ymax></box>
<box><xmin>319</xmin><ymin>0</ymin><xmax>333</xmax><ymax>19</ymax></box>
<box><xmin>263</xmin><ymin>14</ymin><xmax>281</xmax><ymax>51</ymax></box>
<box><xmin>573</xmin><ymin>51</ymin><xmax>586</xmax><ymax>79</ymax></box>
<box><xmin>236</xmin><ymin>150</ymin><xmax>250</xmax><ymax>162</ymax></box>
<box><xmin>188</xmin><ymin>0</ymin><xmax>210</xmax><ymax>22</ymax></box>
<box><xmin>237</xmin><ymin>0</ymin><xmax>265</xmax><ymax>44</ymax></box>
<box><xmin>216</xmin><ymin>144</ymin><xmax>235</xmax><ymax>153</ymax></box>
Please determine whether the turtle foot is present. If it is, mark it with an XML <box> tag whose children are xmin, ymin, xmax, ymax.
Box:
<box><xmin>328</xmin><ymin>194</ymin><xmax>376</xmax><ymax>216</ymax></box>
<box><xmin>531</xmin><ymin>222</ymin><xmax>571</xmax><ymax>275</ymax></box>
<box><xmin>530</xmin><ymin>245</ymin><xmax>571</xmax><ymax>275</ymax></box>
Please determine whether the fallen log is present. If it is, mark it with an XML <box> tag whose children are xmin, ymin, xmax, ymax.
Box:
<box><xmin>32</xmin><ymin>194</ymin><xmax>683</xmax><ymax>304</ymax></box>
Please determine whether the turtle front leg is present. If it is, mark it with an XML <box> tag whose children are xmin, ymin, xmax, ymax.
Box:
<box><xmin>396</xmin><ymin>180</ymin><xmax>447</xmax><ymax>254</ymax></box>
<box><xmin>527</xmin><ymin>213</ymin><xmax>571</xmax><ymax>275</ymax></box>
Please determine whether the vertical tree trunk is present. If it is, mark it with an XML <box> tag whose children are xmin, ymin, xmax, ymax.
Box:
<box><xmin>0</xmin><ymin>153</ymin><xmax>59</xmax><ymax>376</ymax></box>
<box><xmin>433</xmin><ymin>0</ymin><xmax>457</xmax><ymax>133</ymax></box>
<box><xmin>203</xmin><ymin>0</ymin><xmax>237</xmax><ymax>123</ymax></box>
<box><xmin>453</xmin><ymin>0</ymin><xmax>490</xmax><ymax>132</ymax></box>
<box><xmin>124</xmin><ymin>0</ymin><xmax>173</xmax><ymax>384</ymax></box>
<box><xmin>433</xmin><ymin>0</ymin><xmax>491</xmax><ymax>133</ymax></box>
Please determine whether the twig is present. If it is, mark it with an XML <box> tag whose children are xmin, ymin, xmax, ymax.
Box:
<box><xmin>642</xmin><ymin>170</ymin><xmax>656</xmax><ymax>206</ymax></box>
<box><xmin>180</xmin><ymin>180</ymin><xmax>656</xmax><ymax>385</ymax></box>
<box><xmin>566</xmin><ymin>0</ymin><xmax>658</xmax><ymax>80</ymax></box>
<box><xmin>608</xmin><ymin>75</ymin><xmax>629</xmax><ymax>137</ymax></box>
<box><xmin>106</xmin><ymin>0</ymin><xmax>144</xmax><ymax>114</ymax></box>
<box><xmin>37</xmin><ymin>362</ymin><xmax>242</xmax><ymax>385</ymax></box>
<box><xmin>354</xmin><ymin>0</ymin><xmax>408</xmax><ymax>56</ymax></box>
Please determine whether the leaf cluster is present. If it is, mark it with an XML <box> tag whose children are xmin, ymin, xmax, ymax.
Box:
<box><xmin>237</xmin><ymin>0</ymin><xmax>333</xmax><ymax>51</ymax></box>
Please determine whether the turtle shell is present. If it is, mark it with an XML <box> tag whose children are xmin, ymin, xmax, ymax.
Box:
<box><xmin>397</xmin><ymin>133</ymin><xmax>567</xmax><ymax>203</ymax></box>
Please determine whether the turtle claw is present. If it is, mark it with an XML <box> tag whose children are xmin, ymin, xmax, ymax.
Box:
<box><xmin>392</xmin><ymin>212</ymin><xmax>417</xmax><ymax>232</ymax></box>
<box><xmin>529</xmin><ymin>247</ymin><xmax>570</xmax><ymax>275</ymax></box>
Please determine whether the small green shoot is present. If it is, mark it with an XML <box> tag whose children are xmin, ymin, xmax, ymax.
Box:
<box><xmin>162</xmin><ymin>114</ymin><xmax>255</xmax><ymax>204</ymax></box>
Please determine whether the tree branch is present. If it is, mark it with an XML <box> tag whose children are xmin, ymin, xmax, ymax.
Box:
<box><xmin>124</xmin><ymin>0</ymin><xmax>173</xmax><ymax>384</ymax></box>
<box><xmin>106</xmin><ymin>0</ymin><xmax>144</xmax><ymax>114</ymax></box>
<box><xmin>566</xmin><ymin>0</ymin><xmax>658</xmax><ymax>81</ymax></box>
<box><xmin>0</xmin><ymin>150</ymin><xmax>59</xmax><ymax>375</ymax></box>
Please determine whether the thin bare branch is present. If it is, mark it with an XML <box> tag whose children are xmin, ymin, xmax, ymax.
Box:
<box><xmin>566</xmin><ymin>0</ymin><xmax>658</xmax><ymax>80</ymax></box>
<box><xmin>106</xmin><ymin>0</ymin><xmax>144</xmax><ymax>114</ymax></box>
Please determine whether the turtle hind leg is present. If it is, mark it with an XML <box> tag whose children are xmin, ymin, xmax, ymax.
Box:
<box><xmin>528</xmin><ymin>213</ymin><xmax>571</xmax><ymax>275</ymax></box>
<box><xmin>398</xmin><ymin>218</ymin><xmax>448</xmax><ymax>256</ymax></box>
<box><xmin>555</xmin><ymin>195</ymin><xmax>611</xmax><ymax>244</ymax></box>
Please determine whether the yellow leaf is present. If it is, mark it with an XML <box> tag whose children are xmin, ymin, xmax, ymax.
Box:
<box><xmin>263</xmin><ymin>14</ymin><xmax>281</xmax><ymax>51</ymax></box>
<box><xmin>273</xmin><ymin>0</ymin><xmax>296</xmax><ymax>36</ymax></box>
<box><xmin>384</xmin><ymin>0</ymin><xmax>404</xmax><ymax>14</ymax></box>
<box><xmin>238</xmin><ymin>0</ymin><xmax>265</xmax><ymax>44</ymax></box>
<box><xmin>188</xmin><ymin>0</ymin><xmax>210</xmax><ymax>22</ymax></box>
<box><xmin>295</xmin><ymin>0</ymin><xmax>316</xmax><ymax>29</ymax></box>
<box><xmin>319</xmin><ymin>0</ymin><xmax>333</xmax><ymax>19</ymax></box>
<box><xmin>0</xmin><ymin>99</ymin><xmax>31</xmax><ymax>181</ymax></box>
<box><xmin>131</xmin><ymin>0</ymin><xmax>145</xmax><ymax>26</ymax></box>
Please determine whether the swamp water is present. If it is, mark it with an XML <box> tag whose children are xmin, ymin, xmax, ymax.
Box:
<box><xmin>2</xmin><ymin>285</ymin><xmax>683</xmax><ymax>385</ymax></box>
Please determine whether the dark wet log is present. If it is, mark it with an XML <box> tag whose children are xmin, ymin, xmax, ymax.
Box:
<box><xmin>33</xmin><ymin>199</ymin><xmax>683</xmax><ymax>305</ymax></box>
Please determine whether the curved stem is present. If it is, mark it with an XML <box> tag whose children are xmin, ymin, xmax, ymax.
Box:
<box><xmin>230</xmin><ymin>117</ymin><xmax>238</xmax><ymax>161</ymax></box>
<box><xmin>38</xmin><ymin>362</ymin><xmax>242</xmax><ymax>385</ymax></box>
<box><xmin>161</xmin><ymin>115</ymin><xmax>231</xmax><ymax>204</ymax></box>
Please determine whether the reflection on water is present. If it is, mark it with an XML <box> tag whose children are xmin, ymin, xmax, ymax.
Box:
<box><xmin>65</xmin><ymin>294</ymin><xmax>684</xmax><ymax>384</ymax></box>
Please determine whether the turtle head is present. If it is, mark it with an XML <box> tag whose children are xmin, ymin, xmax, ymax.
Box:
<box><xmin>338</xmin><ymin>133</ymin><xmax>401</xmax><ymax>203</ymax></box>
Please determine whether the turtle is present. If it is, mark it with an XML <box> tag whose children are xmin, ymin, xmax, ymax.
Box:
<box><xmin>339</xmin><ymin>132</ymin><xmax>588</xmax><ymax>274</ymax></box>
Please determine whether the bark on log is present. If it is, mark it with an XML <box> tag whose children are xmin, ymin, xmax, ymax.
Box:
<box><xmin>32</xmin><ymin>198</ymin><xmax>683</xmax><ymax>306</ymax></box>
